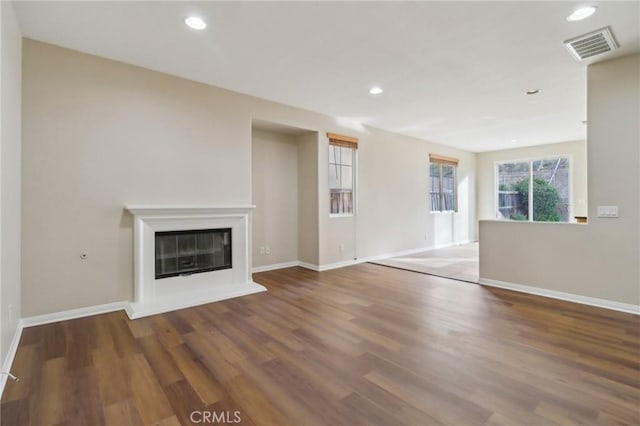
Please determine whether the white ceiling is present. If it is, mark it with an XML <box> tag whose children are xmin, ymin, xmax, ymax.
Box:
<box><xmin>13</xmin><ymin>1</ymin><xmax>640</xmax><ymax>152</ymax></box>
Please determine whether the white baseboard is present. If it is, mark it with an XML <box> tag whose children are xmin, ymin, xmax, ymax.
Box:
<box><xmin>479</xmin><ymin>278</ymin><xmax>640</xmax><ymax>315</ymax></box>
<box><xmin>298</xmin><ymin>261</ymin><xmax>320</xmax><ymax>271</ymax></box>
<box><xmin>252</xmin><ymin>260</ymin><xmax>355</xmax><ymax>273</ymax></box>
<box><xmin>251</xmin><ymin>261</ymin><xmax>321</xmax><ymax>272</ymax></box>
<box><xmin>252</xmin><ymin>240</ymin><xmax>478</xmax><ymax>274</ymax></box>
<box><xmin>0</xmin><ymin>320</ymin><xmax>24</xmax><ymax>398</ymax></box>
<box><xmin>361</xmin><ymin>239</ymin><xmax>476</xmax><ymax>264</ymax></box>
<box><xmin>317</xmin><ymin>259</ymin><xmax>360</xmax><ymax>271</ymax></box>
<box><xmin>251</xmin><ymin>261</ymin><xmax>337</xmax><ymax>273</ymax></box>
<box><xmin>21</xmin><ymin>301</ymin><xmax>129</xmax><ymax>328</ymax></box>
<box><xmin>252</xmin><ymin>261</ymin><xmax>300</xmax><ymax>273</ymax></box>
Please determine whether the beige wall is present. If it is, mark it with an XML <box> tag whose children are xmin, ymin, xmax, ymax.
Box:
<box><xmin>297</xmin><ymin>132</ymin><xmax>319</xmax><ymax>265</ymax></box>
<box><xmin>251</xmin><ymin>129</ymin><xmax>299</xmax><ymax>267</ymax></box>
<box><xmin>23</xmin><ymin>41</ymin><xmax>253</xmax><ymax>316</ymax></box>
<box><xmin>22</xmin><ymin>40</ymin><xmax>477</xmax><ymax>316</ymax></box>
<box><xmin>480</xmin><ymin>54</ymin><xmax>640</xmax><ymax>307</ymax></box>
<box><xmin>477</xmin><ymin>140</ymin><xmax>588</xmax><ymax>220</ymax></box>
<box><xmin>318</xmin><ymin>128</ymin><xmax>477</xmax><ymax>266</ymax></box>
<box><xmin>0</xmin><ymin>1</ymin><xmax>22</xmax><ymax>366</ymax></box>
<box><xmin>354</xmin><ymin>128</ymin><xmax>477</xmax><ymax>260</ymax></box>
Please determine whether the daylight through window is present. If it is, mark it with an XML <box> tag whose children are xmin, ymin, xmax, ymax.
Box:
<box><xmin>430</xmin><ymin>154</ymin><xmax>458</xmax><ymax>212</ymax></box>
<box><xmin>496</xmin><ymin>157</ymin><xmax>570</xmax><ymax>222</ymax></box>
<box><xmin>328</xmin><ymin>133</ymin><xmax>358</xmax><ymax>215</ymax></box>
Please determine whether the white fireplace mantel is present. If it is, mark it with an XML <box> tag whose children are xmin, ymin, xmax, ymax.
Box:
<box><xmin>126</xmin><ymin>205</ymin><xmax>257</xmax><ymax>216</ymax></box>
<box><xmin>125</xmin><ymin>205</ymin><xmax>265</xmax><ymax>319</ymax></box>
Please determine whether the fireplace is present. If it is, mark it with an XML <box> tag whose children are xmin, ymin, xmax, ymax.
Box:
<box><xmin>155</xmin><ymin>228</ymin><xmax>232</xmax><ymax>279</ymax></box>
<box><xmin>125</xmin><ymin>205</ymin><xmax>265</xmax><ymax>319</ymax></box>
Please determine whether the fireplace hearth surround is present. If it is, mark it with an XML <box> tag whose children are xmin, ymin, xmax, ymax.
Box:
<box><xmin>125</xmin><ymin>206</ymin><xmax>265</xmax><ymax>319</ymax></box>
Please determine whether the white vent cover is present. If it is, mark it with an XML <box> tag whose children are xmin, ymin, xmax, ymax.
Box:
<box><xmin>564</xmin><ymin>27</ymin><xmax>618</xmax><ymax>61</ymax></box>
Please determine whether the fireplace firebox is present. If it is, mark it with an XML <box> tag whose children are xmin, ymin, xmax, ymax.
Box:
<box><xmin>155</xmin><ymin>228</ymin><xmax>232</xmax><ymax>279</ymax></box>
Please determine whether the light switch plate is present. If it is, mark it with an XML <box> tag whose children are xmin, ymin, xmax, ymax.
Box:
<box><xmin>597</xmin><ymin>206</ymin><xmax>619</xmax><ymax>218</ymax></box>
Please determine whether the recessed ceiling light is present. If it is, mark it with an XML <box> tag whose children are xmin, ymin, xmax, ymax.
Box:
<box><xmin>185</xmin><ymin>16</ymin><xmax>207</xmax><ymax>30</ymax></box>
<box><xmin>511</xmin><ymin>139</ymin><xmax>518</xmax><ymax>143</ymax></box>
<box><xmin>566</xmin><ymin>6</ymin><xmax>597</xmax><ymax>22</ymax></box>
<box><xmin>369</xmin><ymin>86</ymin><xmax>383</xmax><ymax>95</ymax></box>
<box><xmin>525</xmin><ymin>89</ymin><xmax>541</xmax><ymax>95</ymax></box>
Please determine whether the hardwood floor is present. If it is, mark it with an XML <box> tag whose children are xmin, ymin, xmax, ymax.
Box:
<box><xmin>2</xmin><ymin>264</ymin><xmax>639</xmax><ymax>425</ymax></box>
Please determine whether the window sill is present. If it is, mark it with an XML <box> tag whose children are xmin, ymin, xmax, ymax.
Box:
<box><xmin>330</xmin><ymin>213</ymin><xmax>354</xmax><ymax>218</ymax></box>
<box><xmin>430</xmin><ymin>211</ymin><xmax>456</xmax><ymax>214</ymax></box>
<box><xmin>481</xmin><ymin>219</ymin><xmax>584</xmax><ymax>226</ymax></box>
<box><xmin>490</xmin><ymin>218</ymin><xmax>575</xmax><ymax>224</ymax></box>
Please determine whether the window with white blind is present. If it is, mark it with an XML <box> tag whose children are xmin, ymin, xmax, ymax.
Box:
<box><xmin>430</xmin><ymin>154</ymin><xmax>458</xmax><ymax>212</ymax></box>
<box><xmin>328</xmin><ymin>133</ymin><xmax>357</xmax><ymax>216</ymax></box>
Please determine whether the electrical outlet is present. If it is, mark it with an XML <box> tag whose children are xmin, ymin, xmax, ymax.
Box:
<box><xmin>339</xmin><ymin>243</ymin><xmax>345</xmax><ymax>252</ymax></box>
<box><xmin>597</xmin><ymin>206</ymin><xmax>619</xmax><ymax>218</ymax></box>
<box><xmin>265</xmin><ymin>246</ymin><xmax>271</xmax><ymax>255</ymax></box>
<box><xmin>259</xmin><ymin>247</ymin><xmax>265</xmax><ymax>255</ymax></box>
<box><xmin>8</xmin><ymin>304</ymin><xmax>12</xmax><ymax>321</ymax></box>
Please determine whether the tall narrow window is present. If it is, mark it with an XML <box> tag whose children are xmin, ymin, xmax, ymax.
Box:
<box><xmin>328</xmin><ymin>133</ymin><xmax>358</xmax><ymax>215</ymax></box>
<box><xmin>497</xmin><ymin>161</ymin><xmax>530</xmax><ymax>221</ymax></box>
<box><xmin>429</xmin><ymin>154</ymin><xmax>458</xmax><ymax>212</ymax></box>
<box><xmin>496</xmin><ymin>157</ymin><xmax>570</xmax><ymax>222</ymax></box>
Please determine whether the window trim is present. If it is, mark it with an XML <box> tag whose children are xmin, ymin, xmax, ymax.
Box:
<box><xmin>328</xmin><ymin>136</ymin><xmax>357</xmax><ymax>218</ymax></box>
<box><xmin>494</xmin><ymin>155</ymin><xmax>573</xmax><ymax>223</ymax></box>
<box><xmin>429</xmin><ymin>161</ymin><xmax>458</xmax><ymax>213</ymax></box>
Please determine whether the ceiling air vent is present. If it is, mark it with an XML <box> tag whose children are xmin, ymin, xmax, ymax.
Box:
<box><xmin>563</xmin><ymin>27</ymin><xmax>618</xmax><ymax>61</ymax></box>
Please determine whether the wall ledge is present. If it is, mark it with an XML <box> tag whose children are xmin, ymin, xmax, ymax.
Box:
<box><xmin>479</xmin><ymin>277</ymin><xmax>640</xmax><ymax>315</ymax></box>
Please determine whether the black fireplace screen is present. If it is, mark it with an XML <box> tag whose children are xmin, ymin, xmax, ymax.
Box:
<box><xmin>155</xmin><ymin>228</ymin><xmax>232</xmax><ymax>279</ymax></box>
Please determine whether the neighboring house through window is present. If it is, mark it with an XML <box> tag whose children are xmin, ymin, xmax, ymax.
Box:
<box><xmin>430</xmin><ymin>154</ymin><xmax>458</xmax><ymax>212</ymax></box>
<box><xmin>328</xmin><ymin>132</ymin><xmax>358</xmax><ymax>215</ymax></box>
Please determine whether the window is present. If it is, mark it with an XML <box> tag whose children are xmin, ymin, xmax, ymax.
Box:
<box><xmin>430</xmin><ymin>154</ymin><xmax>458</xmax><ymax>212</ymax></box>
<box><xmin>497</xmin><ymin>161</ymin><xmax>530</xmax><ymax>220</ymax></box>
<box><xmin>328</xmin><ymin>133</ymin><xmax>357</xmax><ymax>215</ymax></box>
<box><xmin>496</xmin><ymin>157</ymin><xmax>570</xmax><ymax>222</ymax></box>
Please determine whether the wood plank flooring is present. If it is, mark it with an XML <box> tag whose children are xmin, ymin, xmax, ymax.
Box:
<box><xmin>2</xmin><ymin>264</ymin><xmax>639</xmax><ymax>425</ymax></box>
